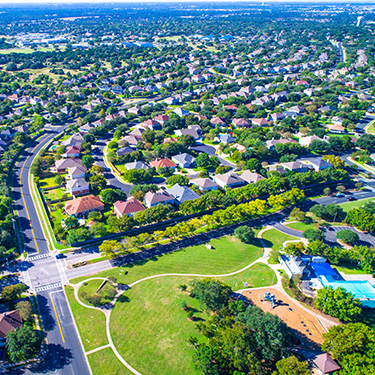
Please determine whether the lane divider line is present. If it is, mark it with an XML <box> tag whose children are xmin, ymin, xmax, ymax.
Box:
<box><xmin>50</xmin><ymin>292</ymin><xmax>65</xmax><ymax>343</ymax></box>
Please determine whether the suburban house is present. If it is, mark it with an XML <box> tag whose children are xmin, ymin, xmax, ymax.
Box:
<box><xmin>192</xmin><ymin>178</ymin><xmax>219</xmax><ymax>191</ymax></box>
<box><xmin>65</xmin><ymin>195</ymin><xmax>105</xmax><ymax>217</ymax></box>
<box><xmin>174</xmin><ymin>128</ymin><xmax>201</xmax><ymax>140</ymax></box>
<box><xmin>232</xmin><ymin>118</ymin><xmax>250</xmax><ymax>127</ymax></box>
<box><xmin>154</xmin><ymin>114</ymin><xmax>169</xmax><ymax>125</ymax></box>
<box><xmin>63</xmin><ymin>146</ymin><xmax>81</xmax><ymax>158</ymax></box>
<box><xmin>114</xmin><ymin>198</ymin><xmax>145</xmax><ymax>217</ymax></box>
<box><xmin>51</xmin><ymin>158</ymin><xmax>83</xmax><ymax>173</ymax></box>
<box><xmin>144</xmin><ymin>190</ymin><xmax>175</xmax><ymax>208</ymax></box>
<box><xmin>216</xmin><ymin>134</ymin><xmax>235</xmax><ymax>144</ymax></box>
<box><xmin>62</xmin><ymin>133</ymin><xmax>84</xmax><ymax>148</ymax></box>
<box><xmin>240</xmin><ymin>171</ymin><xmax>265</xmax><ymax>184</ymax></box>
<box><xmin>124</xmin><ymin>161</ymin><xmax>150</xmax><ymax>171</ymax></box>
<box><xmin>327</xmin><ymin>124</ymin><xmax>345</xmax><ymax>134</ymax></box>
<box><xmin>166</xmin><ymin>184</ymin><xmax>199</xmax><ymax>205</ymax></box>
<box><xmin>171</xmin><ymin>153</ymin><xmax>196</xmax><ymax>168</ymax></box>
<box><xmin>66</xmin><ymin>178</ymin><xmax>90</xmax><ymax>196</ymax></box>
<box><xmin>312</xmin><ymin>353</ymin><xmax>340</xmax><ymax>374</ymax></box>
<box><xmin>299</xmin><ymin>135</ymin><xmax>327</xmax><ymax>147</ymax></box>
<box><xmin>149</xmin><ymin>158</ymin><xmax>177</xmax><ymax>170</ymax></box>
<box><xmin>281</xmin><ymin>161</ymin><xmax>310</xmax><ymax>173</ymax></box>
<box><xmin>117</xmin><ymin>146</ymin><xmax>136</xmax><ymax>156</ymax></box>
<box><xmin>214</xmin><ymin>172</ymin><xmax>246</xmax><ymax>188</ymax></box>
<box><xmin>0</xmin><ymin>310</ymin><xmax>22</xmax><ymax>339</ymax></box>
<box><xmin>305</xmin><ymin>158</ymin><xmax>333</xmax><ymax>171</ymax></box>
<box><xmin>251</xmin><ymin>118</ymin><xmax>269</xmax><ymax>126</ymax></box>
<box><xmin>67</xmin><ymin>165</ymin><xmax>87</xmax><ymax>180</ymax></box>
<box><xmin>265</xmin><ymin>138</ymin><xmax>296</xmax><ymax>150</ymax></box>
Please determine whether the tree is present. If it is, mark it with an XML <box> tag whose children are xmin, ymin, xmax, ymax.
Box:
<box><xmin>89</xmin><ymin>174</ymin><xmax>107</xmax><ymax>194</ymax></box>
<box><xmin>234</xmin><ymin>226</ymin><xmax>254</xmax><ymax>243</ymax></box>
<box><xmin>87</xmin><ymin>211</ymin><xmax>101</xmax><ymax>221</ymax></box>
<box><xmin>323</xmin><ymin>187</ymin><xmax>331</xmax><ymax>196</ymax></box>
<box><xmin>310</xmin><ymin>204</ymin><xmax>344</xmax><ymax>222</ymax></box>
<box><xmin>289</xmin><ymin>207</ymin><xmax>306</xmax><ymax>222</ymax></box>
<box><xmin>99</xmin><ymin>240</ymin><xmax>125</xmax><ymax>259</ymax></box>
<box><xmin>315</xmin><ymin>286</ymin><xmax>361</xmax><ymax>322</ymax></box>
<box><xmin>91</xmin><ymin>165</ymin><xmax>105</xmax><ymax>175</ymax></box>
<box><xmin>273</xmin><ymin>356</ymin><xmax>310</xmax><ymax>375</ymax></box>
<box><xmin>64</xmin><ymin>216</ymin><xmax>79</xmax><ymax>229</ymax></box>
<box><xmin>15</xmin><ymin>301</ymin><xmax>32</xmax><ymax>322</ymax></box>
<box><xmin>66</xmin><ymin>228</ymin><xmax>91</xmax><ymax>244</ymax></box>
<box><xmin>6</xmin><ymin>326</ymin><xmax>42</xmax><ymax>362</ymax></box>
<box><xmin>336</xmin><ymin>229</ymin><xmax>359</xmax><ymax>245</ymax></box>
<box><xmin>284</xmin><ymin>242</ymin><xmax>305</xmax><ymax>256</ymax></box>
<box><xmin>346</xmin><ymin>208</ymin><xmax>375</xmax><ymax>232</ymax></box>
<box><xmin>237</xmin><ymin>305</ymin><xmax>291</xmax><ymax>361</ymax></box>
<box><xmin>54</xmin><ymin>175</ymin><xmax>65</xmax><ymax>185</ymax></box>
<box><xmin>356</xmin><ymin>133</ymin><xmax>375</xmax><ymax>150</ymax></box>
<box><xmin>190</xmin><ymin>278</ymin><xmax>232</xmax><ymax>311</ymax></box>
<box><xmin>166</xmin><ymin>175</ymin><xmax>189</xmax><ymax>186</ymax></box>
<box><xmin>82</xmin><ymin>155</ymin><xmax>94</xmax><ymax>169</ymax></box>
<box><xmin>100</xmin><ymin>188</ymin><xmax>126</xmax><ymax>205</ymax></box>
<box><xmin>303</xmin><ymin>229</ymin><xmax>324</xmax><ymax>242</ymax></box>
<box><xmin>89</xmin><ymin>222</ymin><xmax>107</xmax><ymax>237</ymax></box>
<box><xmin>2</xmin><ymin>283</ymin><xmax>28</xmax><ymax>302</ymax></box>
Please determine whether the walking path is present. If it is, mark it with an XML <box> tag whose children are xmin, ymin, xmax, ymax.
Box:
<box><xmin>68</xmin><ymin>225</ymin><xmax>336</xmax><ymax>375</ymax></box>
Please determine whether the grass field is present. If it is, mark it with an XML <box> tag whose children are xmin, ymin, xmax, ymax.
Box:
<box><xmin>44</xmin><ymin>188</ymin><xmax>64</xmax><ymax>201</ymax></box>
<box><xmin>333</xmin><ymin>263</ymin><xmax>369</xmax><ymax>275</ymax></box>
<box><xmin>68</xmin><ymin>234</ymin><xmax>276</xmax><ymax>375</ymax></box>
<box><xmin>261</xmin><ymin>229</ymin><xmax>299</xmax><ymax>251</ymax></box>
<box><xmin>65</xmin><ymin>286</ymin><xmax>108</xmax><ymax>352</ymax></box>
<box><xmin>339</xmin><ymin>197</ymin><xmax>374</xmax><ymax>212</ymax></box>
<box><xmin>79</xmin><ymin>279</ymin><xmax>116</xmax><ymax>306</ymax></box>
<box><xmin>71</xmin><ymin>236</ymin><xmax>264</xmax><ymax>285</ymax></box>
<box><xmin>38</xmin><ymin>175</ymin><xmax>62</xmax><ymax>188</ymax></box>
<box><xmin>87</xmin><ymin>348</ymin><xmax>134</xmax><ymax>375</ymax></box>
<box><xmin>285</xmin><ymin>222</ymin><xmax>318</xmax><ymax>232</ymax></box>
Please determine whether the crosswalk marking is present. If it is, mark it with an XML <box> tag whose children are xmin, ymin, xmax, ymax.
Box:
<box><xmin>28</xmin><ymin>253</ymin><xmax>51</xmax><ymax>261</ymax></box>
<box><xmin>35</xmin><ymin>282</ymin><xmax>62</xmax><ymax>293</ymax></box>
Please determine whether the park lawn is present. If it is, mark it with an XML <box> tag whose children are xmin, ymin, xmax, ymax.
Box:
<box><xmin>88</xmin><ymin>347</ymin><xmax>134</xmax><ymax>375</ymax></box>
<box><xmin>38</xmin><ymin>175</ymin><xmax>62</xmax><ymax>188</ymax></box>
<box><xmin>285</xmin><ymin>222</ymin><xmax>318</xmax><ymax>232</ymax></box>
<box><xmin>110</xmin><ymin>264</ymin><xmax>274</xmax><ymax>375</ymax></box>
<box><xmin>221</xmin><ymin>263</ymin><xmax>277</xmax><ymax>290</ymax></box>
<box><xmin>261</xmin><ymin>229</ymin><xmax>299</xmax><ymax>251</ymax></box>
<box><xmin>70</xmin><ymin>236</ymin><xmax>264</xmax><ymax>285</ymax></box>
<box><xmin>65</xmin><ymin>286</ymin><xmax>108</xmax><ymax>352</ymax></box>
<box><xmin>79</xmin><ymin>279</ymin><xmax>116</xmax><ymax>306</ymax></box>
<box><xmin>110</xmin><ymin>275</ymin><xmax>207</xmax><ymax>375</ymax></box>
<box><xmin>339</xmin><ymin>197</ymin><xmax>375</xmax><ymax>212</ymax></box>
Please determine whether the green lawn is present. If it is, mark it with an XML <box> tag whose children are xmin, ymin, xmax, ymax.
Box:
<box><xmin>65</xmin><ymin>286</ymin><xmax>108</xmax><ymax>352</ymax></box>
<box><xmin>110</xmin><ymin>276</ymin><xmax>206</xmax><ymax>375</ymax></box>
<box><xmin>285</xmin><ymin>222</ymin><xmax>318</xmax><ymax>232</ymax></box>
<box><xmin>71</xmin><ymin>236</ymin><xmax>264</xmax><ymax>285</ymax></box>
<box><xmin>38</xmin><ymin>175</ymin><xmax>62</xmax><ymax>188</ymax></box>
<box><xmin>221</xmin><ymin>262</ymin><xmax>276</xmax><ymax>290</ymax></box>
<box><xmin>114</xmin><ymin>164</ymin><xmax>126</xmax><ymax>175</ymax></box>
<box><xmin>49</xmin><ymin>205</ymin><xmax>65</xmax><ymax>226</ymax></box>
<box><xmin>261</xmin><ymin>229</ymin><xmax>299</xmax><ymax>251</ymax></box>
<box><xmin>79</xmin><ymin>279</ymin><xmax>116</xmax><ymax>306</ymax></box>
<box><xmin>339</xmin><ymin>197</ymin><xmax>375</xmax><ymax>212</ymax></box>
<box><xmin>43</xmin><ymin>188</ymin><xmax>65</xmax><ymax>201</ymax></box>
<box><xmin>88</xmin><ymin>348</ymin><xmax>134</xmax><ymax>375</ymax></box>
<box><xmin>109</xmin><ymin>264</ymin><xmax>275</xmax><ymax>375</ymax></box>
<box><xmin>333</xmin><ymin>263</ymin><xmax>369</xmax><ymax>275</ymax></box>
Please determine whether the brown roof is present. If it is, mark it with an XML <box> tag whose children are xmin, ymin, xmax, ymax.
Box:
<box><xmin>0</xmin><ymin>310</ymin><xmax>22</xmax><ymax>339</ymax></box>
<box><xmin>65</xmin><ymin>195</ymin><xmax>104</xmax><ymax>215</ymax></box>
<box><xmin>114</xmin><ymin>198</ymin><xmax>145</xmax><ymax>216</ymax></box>
<box><xmin>149</xmin><ymin>158</ymin><xmax>176</xmax><ymax>169</ymax></box>
<box><xmin>313</xmin><ymin>353</ymin><xmax>340</xmax><ymax>374</ymax></box>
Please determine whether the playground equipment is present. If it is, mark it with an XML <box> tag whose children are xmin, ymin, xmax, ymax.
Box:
<box><xmin>263</xmin><ymin>291</ymin><xmax>276</xmax><ymax>309</ymax></box>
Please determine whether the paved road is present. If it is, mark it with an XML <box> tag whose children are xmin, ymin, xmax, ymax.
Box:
<box><xmin>355</xmin><ymin>114</ymin><xmax>375</xmax><ymax>133</ymax></box>
<box><xmin>94</xmin><ymin>136</ymin><xmax>133</xmax><ymax>196</ymax></box>
<box><xmin>12</xmin><ymin>128</ymin><xmax>90</xmax><ymax>375</ymax></box>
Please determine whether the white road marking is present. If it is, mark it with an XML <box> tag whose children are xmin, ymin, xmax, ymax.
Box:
<box><xmin>28</xmin><ymin>253</ymin><xmax>51</xmax><ymax>261</ymax></box>
<box><xmin>35</xmin><ymin>282</ymin><xmax>62</xmax><ymax>293</ymax></box>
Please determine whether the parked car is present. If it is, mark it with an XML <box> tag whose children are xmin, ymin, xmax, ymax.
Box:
<box><xmin>56</xmin><ymin>253</ymin><xmax>65</xmax><ymax>259</ymax></box>
<box><xmin>348</xmin><ymin>196</ymin><xmax>357</xmax><ymax>201</ymax></box>
<box><xmin>335</xmin><ymin>193</ymin><xmax>344</xmax><ymax>197</ymax></box>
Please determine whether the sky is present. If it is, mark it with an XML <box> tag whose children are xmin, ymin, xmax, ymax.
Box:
<box><xmin>0</xmin><ymin>0</ymin><xmax>374</xmax><ymax>3</ymax></box>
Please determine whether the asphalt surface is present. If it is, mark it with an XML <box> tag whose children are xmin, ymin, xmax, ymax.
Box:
<box><xmin>12</xmin><ymin>127</ymin><xmax>90</xmax><ymax>375</ymax></box>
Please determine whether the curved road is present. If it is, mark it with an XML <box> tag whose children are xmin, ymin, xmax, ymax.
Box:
<box><xmin>12</xmin><ymin>126</ymin><xmax>90</xmax><ymax>375</ymax></box>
